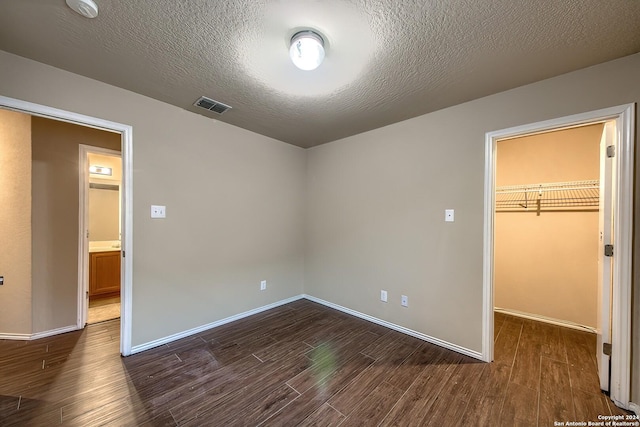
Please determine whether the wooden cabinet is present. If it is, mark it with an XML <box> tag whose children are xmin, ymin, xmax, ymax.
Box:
<box><xmin>89</xmin><ymin>250</ymin><xmax>121</xmax><ymax>298</ymax></box>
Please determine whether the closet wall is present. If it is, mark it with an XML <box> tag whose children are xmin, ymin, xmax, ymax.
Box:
<box><xmin>494</xmin><ymin>124</ymin><xmax>603</xmax><ymax>329</ymax></box>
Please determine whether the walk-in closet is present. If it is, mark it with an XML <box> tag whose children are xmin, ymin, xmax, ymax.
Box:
<box><xmin>494</xmin><ymin>123</ymin><xmax>604</xmax><ymax>330</ymax></box>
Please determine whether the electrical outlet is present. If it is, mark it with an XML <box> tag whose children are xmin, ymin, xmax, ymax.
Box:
<box><xmin>380</xmin><ymin>290</ymin><xmax>388</xmax><ymax>302</ymax></box>
<box><xmin>401</xmin><ymin>295</ymin><xmax>408</xmax><ymax>307</ymax></box>
<box><xmin>445</xmin><ymin>209</ymin><xmax>454</xmax><ymax>222</ymax></box>
<box><xmin>260</xmin><ymin>280</ymin><xmax>267</xmax><ymax>291</ymax></box>
<box><xmin>151</xmin><ymin>205</ymin><xmax>166</xmax><ymax>218</ymax></box>
<box><xmin>0</xmin><ymin>276</ymin><xmax>3</xmax><ymax>285</ymax></box>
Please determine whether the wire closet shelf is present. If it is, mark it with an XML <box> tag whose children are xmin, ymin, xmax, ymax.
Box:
<box><xmin>495</xmin><ymin>180</ymin><xmax>599</xmax><ymax>211</ymax></box>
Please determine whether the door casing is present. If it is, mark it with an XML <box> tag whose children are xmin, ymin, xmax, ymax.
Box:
<box><xmin>0</xmin><ymin>95</ymin><xmax>134</xmax><ymax>357</ymax></box>
<box><xmin>79</xmin><ymin>145</ymin><xmax>122</xmax><ymax>327</ymax></box>
<box><xmin>482</xmin><ymin>104</ymin><xmax>635</xmax><ymax>409</ymax></box>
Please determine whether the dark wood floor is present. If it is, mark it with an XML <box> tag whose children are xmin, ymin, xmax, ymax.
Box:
<box><xmin>0</xmin><ymin>299</ymin><xmax>630</xmax><ymax>426</ymax></box>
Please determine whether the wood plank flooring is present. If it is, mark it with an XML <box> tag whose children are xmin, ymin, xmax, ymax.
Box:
<box><xmin>0</xmin><ymin>300</ymin><xmax>632</xmax><ymax>426</ymax></box>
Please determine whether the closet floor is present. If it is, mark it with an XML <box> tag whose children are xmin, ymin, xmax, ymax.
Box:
<box><xmin>492</xmin><ymin>311</ymin><xmax>631</xmax><ymax>426</ymax></box>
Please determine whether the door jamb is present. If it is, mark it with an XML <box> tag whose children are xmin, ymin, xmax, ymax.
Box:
<box><xmin>482</xmin><ymin>104</ymin><xmax>635</xmax><ymax>408</ymax></box>
<box><xmin>0</xmin><ymin>95</ymin><xmax>134</xmax><ymax>357</ymax></box>
<box><xmin>79</xmin><ymin>145</ymin><xmax>122</xmax><ymax>328</ymax></box>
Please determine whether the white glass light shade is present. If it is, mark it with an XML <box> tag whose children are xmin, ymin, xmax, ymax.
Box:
<box><xmin>289</xmin><ymin>31</ymin><xmax>325</xmax><ymax>71</ymax></box>
<box><xmin>89</xmin><ymin>165</ymin><xmax>112</xmax><ymax>176</ymax></box>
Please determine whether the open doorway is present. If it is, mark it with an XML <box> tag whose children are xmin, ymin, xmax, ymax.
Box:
<box><xmin>83</xmin><ymin>149</ymin><xmax>122</xmax><ymax>325</ymax></box>
<box><xmin>493</xmin><ymin>123</ymin><xmax>603</xmax><ymax>333</ymax></box>
<box><xmin>483</xmin><ymin>104</ymin><xmax>635</xmax><ymax>409</ymax></box>
<box><xmin>0</xmin><ymin>95</ymin><xmax>133</xmax><ymax>356</ymax></box>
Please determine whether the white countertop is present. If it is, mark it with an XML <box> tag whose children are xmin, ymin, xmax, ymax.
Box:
<box><xmin>89</xmin><ymin>240</ymin><xmax>121</xmax><ymax>253</ymax></box>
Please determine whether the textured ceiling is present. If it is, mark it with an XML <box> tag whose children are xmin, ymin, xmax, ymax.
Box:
<box><xmin>1</xmin><ymin>1</ymin><xmax>639</xmax><ymax>148</ymax></box>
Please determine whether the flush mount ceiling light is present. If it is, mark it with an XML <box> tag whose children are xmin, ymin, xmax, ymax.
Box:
<box><xmin>289</xmin><ymin>30</ymin><xmax>325</xmax><ymax>71</ymax></box>
<box><xmin>66</xmin><ymin>0</ymin><xmax>99</xmax><ymax>19</ymax></box>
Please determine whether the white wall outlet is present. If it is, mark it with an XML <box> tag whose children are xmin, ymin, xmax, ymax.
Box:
<box><xmin>380</xmin><ymin>290</ymin><xmax>388</xmax><ymax>302</ymax></box>
<box><xmin>260</xmin><ymin>280</ymin><xmax>267</xmax><ymax>291</ymax></box>
<box><xmin>445</xmin><ymin>209</ymin><xmax>454</xmax><ymax>222</ymax></box>
<box><xmin>401</xmin><ymin>295</ymin><xmax>408</xmax><ymax>307</ymax></box>
<box><xmin>151</xmin><ymin>205</ymin><xmax>166</xmax><ymax>219</ymax></box>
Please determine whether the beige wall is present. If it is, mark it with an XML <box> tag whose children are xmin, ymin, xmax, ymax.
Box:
<box><xmin>494</xmin><ymin>125</ymin><xmax>602</xmax><ymax>328</ymax></box>
<box><xmin>305</xmin><ymin>53</ymin><xmax>640</xmax><ymax>403</ymax></box>
<box><xmin>0</xmin><ymin>109</ymin><xmax>32</xmax><ymax>335</ymax></box>
<box><xmin>31</xmin><ymin>117</ymin><xmax>121</xmax><ymax>332</ymax></box>
<box><xmin>0</xmin><ymin>50</ymin><xmax>306</xmax><ymax>345</ymax></box>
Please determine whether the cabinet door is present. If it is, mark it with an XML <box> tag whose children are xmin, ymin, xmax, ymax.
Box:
<box><xmin>89</xmin><ymin>251</ymin><xmax>121</xmax><ymax>297</ymax></box>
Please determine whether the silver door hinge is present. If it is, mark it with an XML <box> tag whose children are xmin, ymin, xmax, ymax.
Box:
<box><xmin>606</xmin><ymin>145</ymin><xmax>615</xmax><ymax>158</ymax></box>
<box><xmin>604</xmin><ymin>244</ymin><xmax>614</xmax><ymax>257</ymax></box>
<box><xmin>603</xmin><ymin>342</ymin><xmax>612</xmax><ymax>356</ymax></box>
<box><xmin>122</xmin><ymin>251</ymin><xmax>125</xmax><ymax>258</ymax></box>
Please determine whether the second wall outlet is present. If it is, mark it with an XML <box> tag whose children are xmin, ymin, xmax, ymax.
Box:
<box><xmin>401</xmin><ymin>295</ymin><xmax>408</xmax><ymax>307</ymax></box>
<box><xmin>260</xmin><ymin>280</ymin><xmax>267</xmax><ymax>291</ymax></box>
<box><xmin>380</xmin><ymin>290</ymin><xmax>388</xmax><ymax>302</ymax></box>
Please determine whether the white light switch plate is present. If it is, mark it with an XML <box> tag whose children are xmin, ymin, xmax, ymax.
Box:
<box><xmin>445</xmin><ymin>209</ymin><xmax>455</xmax><ymax>222</ymax></box>
<box><xmin>151</xmin><ymin>205</ymin><xmax>166</xmax><ymax>218</ymax></box>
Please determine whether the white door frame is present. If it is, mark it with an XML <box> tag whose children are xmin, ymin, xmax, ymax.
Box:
<box><xmin>79</xmin><ymin>145</ymin><xmax>122</xmax><ymax>328</ymax></box>
<box><xmin>597</xmin><ymin>121</ymin><xmax>615</xmax><ymax>392</ymax></box>
<box><xmin>482</xmin><ymin>104</ymin><xmax>634</xmax><ymax>408</ymax></box>
<box><xmin>0</xmin><ymin>95</ymin><xmax>134</xmax><ymax>357</ymax></box>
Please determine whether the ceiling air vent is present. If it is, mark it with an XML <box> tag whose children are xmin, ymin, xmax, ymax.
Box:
<box><xmin>194</xmin><ymin>96</ymin><xmax>232</xmax><ymax>115</ymax></box>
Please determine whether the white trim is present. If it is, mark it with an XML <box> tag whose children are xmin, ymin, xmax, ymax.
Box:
<box><xmin>304</xmin><ymin>295</ymin><xmax>483</xmax><ymax>360</ymax></box>
<box><xmin>609</xmin><ymin>104</ymin><xmax>634</xmax><ymax>409</ymax></box>
<box><xmin>629</xmin><ymin>402</ymin><xmax>640</xmax><ymax>417</ymax></box>
<box><xmin>494</xmin><ymin>307</ymin><xmax>596</xmax><ymax>333</ymax></box>
<box><xmin>131</xmin><ymin>294</ymin><xmax>483</xmax><ymax>360</ymax></box>
<box><xmin>0</xmin><ymin>333</ymin><xmax>31</xmax><ymax>341</ymax></box>
<box><xmin>0</xmin><ymin>95</ymin><xmax>134</xmax><ymax>357</ymax></box>
<box><xmin>120</xmin><ymin>120</ymin><xmax>134</xmax><ymax>356</ymax></box>
<box><xmin>0</xmin><ymin>325</ymin><xmax>77</xmax><ymax>341</ymax></box>
<box><xmin>483</xmin><ymin>103</ymin><xmax>635</xmax><ymax>408</ymax></box>
<box><xmin>78</xmin><ymin>145</ymin><xmax>121</xmax><ymax>330</ymax></box>
<box><xmin>78</xmin><ymin>146</ymin><xmax>88</xmax><ymax>330</ymax></box>
<box><xmin>31</xmin><ymin>325</ymin><xmax>78</xmax><ymax>340</ymax></box>
<box><xmin>482</xmin><ymin>126</ymin><xmax>496</xmax><ymax>363</ymax></box>
<box><xmin>130</xmin><ymin>295</ymin><xmax>305</xmax><ymax>354</ymax></box>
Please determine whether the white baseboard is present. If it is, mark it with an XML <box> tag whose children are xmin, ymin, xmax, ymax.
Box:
<box><xmin>303</xmin><ymin>294</ymin><xmax>483</xmax><ymax>361</ymax></box>
<box><xmin>131</xmin><ymin>293</ymin><xmax>482</xmax><ymax>360</ymax></box>
<box><xmin>494</xmin><ymin>307</ymin><xmax>596</xmax><ymax>333</ymax></box>
<box><xmin>130</xmin><ymin>295</ymin><xmax>305</xmax><ymax>354</ymax></box>
<box><xmin>31</xmin><ymin>325</ymin><xmax>78</xmax><ymax>339</ymax></box>
<box><xmin>0</xmin><ymin>332</ymin><xmax>31</xmax><ymax>340</ymax></box>
<box><xmin>629</xmin><ymin>402</ymin><xmax>639</xmax><ymax>417</ymax></box>
<box><xmin>0</xmin><ymin>324</ymin><xmax>78</xmax><ymax>341</ymax></box>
